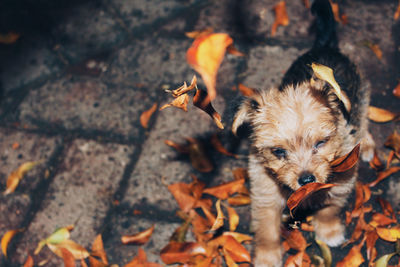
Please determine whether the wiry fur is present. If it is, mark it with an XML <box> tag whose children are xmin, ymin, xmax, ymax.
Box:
<box><xmin>233</xmin><ymin>0</ymin><xmax>375</xmax><ymax>266</ymax></box>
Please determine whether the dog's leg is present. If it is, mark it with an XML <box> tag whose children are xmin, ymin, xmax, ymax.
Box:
<box><xmin>360</xmin><ymin>131</ymin><xmax>375</xmax><ymax>162</ymax></box>
<box><xmin>249</xmin><ymin>156</ymin><xmax>284</xmax><ymax>267</ymax></box>
<box><xmin>313</xmin><ymin>205</ymin><xmax>345</xmax><ymax>246</ymax></box>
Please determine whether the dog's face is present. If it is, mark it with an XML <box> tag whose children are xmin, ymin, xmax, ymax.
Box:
<box><xmin>233</xmin><ymin>81</ymin><xmax>346</xmax><ymax>190</ymax></box>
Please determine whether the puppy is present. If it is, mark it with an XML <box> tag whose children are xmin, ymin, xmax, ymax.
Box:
<box><xmin>232</xmin><ymin>0</ymin><xmax>375</xmax><ymax>266</ymax></box>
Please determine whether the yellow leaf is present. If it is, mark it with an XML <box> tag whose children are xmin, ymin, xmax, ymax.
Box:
<box><xmin>368</xmin><ymin>106</ymin><xmax>399</xmax><ymax>123</ymax></box>
<box><xmin>225</xmin><ymin>205</ymin><xmax>239</xmax><ymax>232</ymax></box>
<box><xmin>316</xmin><ymin>239</ymin><xmax>332</xmax><ymax>267</ymax></box>
<box><xmin>1</xmin><ymin>229</ymin><xmax>23</xmax><ymax>257</ymax></box>
<box><xmin>209</xmin><ymin>199</ymin><xmax>225</xmax><ymax>232</ymax></box>
<box><xmin>160</xmin><ymin>93</ymin><xmax>189</xmax><ymax>112</ymax></box>
<box><xmin>47</xmin><ymin>239</ymin><xmax>89</xmax><ymax>260</ymax></box>
<box><xmin>4</xmin><ymin>161</ymin><xmax>41</xmax><ymax>195</ymax></box>
<box><xmin>34</xmin><ymin>225</ymin><xmax>73</xmax><ymax>255</ymax></box>
<box><xmin>374</xmin><ymin>252</ymin><xmax>396</xmax><ymax>267</ymax></box>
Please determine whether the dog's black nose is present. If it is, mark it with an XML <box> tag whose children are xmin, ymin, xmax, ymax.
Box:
<box><xmin>298</xmin><ymin>173</ymin><xmax>316</xmax><ymax>186</ymax></box>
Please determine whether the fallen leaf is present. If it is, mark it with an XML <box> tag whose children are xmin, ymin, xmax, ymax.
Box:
<box><xmin>225</xmin><ymin>204</ymin><xmax>239</xmax><ymax>232</ymax></box>
<box><xmin>369</xmin><ymin>151</ymin><xmax>385</xmax><ymax>171</ymax></box>
<box><xmin>282</xmin><ymin>229</ymin><xmax>307</xmax><ymax>251</ymax></box>
<box><xmin>12</xmin><ymin>142</ymin><xmax>20</xmax><ymax>150</ymax></box>
<box><xmin>1</xmin><ymin>229</ymin><xmax>23</xmax><ymax>257</ymax></box>
<box><xmin>336</xmin><ymin>238</ymin><xmax>365</xmax><ymax>267</ymax></box>
<box><xmin>0</xmin><ymin>32</ymin><xmax>20</xmax><ymax>44</ymax></box>
<box><xmin>160</xmin><ymin>241</ymin><xmax>207</xmax><ymax>265</ymax></box>
<box><xmin>210</xmin><ymin>134</ymin><xmax>238</xmax><ymax>158</ymax></box>
<box><xmin>311</xmin><ymin>62</ymin><xmax>351</xmax><ymax>112</ymax></box>
<box><xmin>287</xmin><ymin>183</ymin><xmax>336</xmax><ymax>216</ymax></box>
<box><xmin>160</xmin><ymin>93</ymin><xmax>189</xmax><ymax>112</ymax></box>
<box><xmin>365</xmin><ymin>231</ymin><xmax>379</xmax><ymax>261</ymax></box>
<box><xmin>369</xmin><ymin>213</ymin><xmax>397</xmax><ymax>228</ymax></box>
<box><xmin>23</xmin><ymin>255</ymin><xmax>34</xmax><ymax>267</ymax></box>
<box><xmin>164</xmin><ymin>139</ymin><xmax>189</xmax><ymax>153</ymax></box>
<box><xmin>203</xmin><ymin>179</ymin><xmax>245</xmax><ymax>200</ymax></box>
<box><xmin>368</xmin><ymin>166</ymin><xmax>400</xmax><ymax>187</ymax></box>
<box><xmin>60</xmin><ymin>247</ymin><xmax>76</xmax><ymax>267</ymax></box>
<box><xmin>386</xmin><ymin>150</ymin><xmax>396</xmax><ymax>169</ymax></box>
<box><xmin>34</xmin><ymin>225</ymin><xmax>73</xmax><ymax>255</ymax></box>
<box><xmin>367</xmin><ymin>42</ymin><xmax>383</xmax><ymax>60</ymax></box>
<box><xmin>368</xmin><ymin>106</ymin><xmax>399</xmax><ymax>123</ymax></box>
<box><xmin>91</xmin><ymin>234</ymin><xmax>108</xmax><ymax>264</ymax></box>
<box><xmin>187</xmin><ymin>137</ymin><xmax>214</xmax><ymax>172</ymax></box>
<box><xmin>210</xmin><ymin>235</ymin><xmax>251</xmax><ymax>263</ymax></box>
<box><xmin>316</xmin><ymin>239</ymin><xmax>332</xmax><ymax>267</ymax></box>
<box><xmin>185</xmin><ymin>28</ymin><xmax>214</xmax><ymax>39</ymax></box>
<box><xmin>4</xmin><ymin>161</ymin><xmax>41</xmax><ymax>195</ymax></box>
<box><xmin>374</xmin><ymin>252</ymin><xmax>397</xmax><ymax>267</ymax></box>
<box><xmin>140</xmin><ymin>103</ymin><xmax>158</xmax><ymax>128</ymax></box>
<box><xmin>187</xmin><ymin>33</ymin><xmax>233</xmax><ymax>101</ymax></box>
<box><xmin>125</xmin><ymin>247</ymin><xmax>163</xmax><ymax>267</ymax></box>
<box><xmin>330</xmin><ymin>1</ymin><xmax>347</xmax><ymax>24</ymax></box>
<box><xmin>395</xmin><ymin>0</ymin><xmax>400</xmax><ymax>20</ymax></box>
<box><xmin>170</xmin><ymin>75</ymin><xmax>198</xmax><ymax>98</ymax></box>
<box><xmin>88</xmin><ymin>256</ymin><xmax>107</xmax><ymax>267</ymax></box>
<box><xmin>303</xmin><ymin>0</ymin><xmax>310</xmax><ymax>9</ymax></box>
<box><xmin>47</xmin><ymin>239</ymin><xmax>90</xmax><ymax>260</ymax></box>
<box><xmin>384</xmin><ymin>131</ymin><xmax>400</xmax><ymax>157</ymax></box>
<box><xmin>121</xmin><ymin>225</ymin><xmax>155</xmax><ymax>245</ymax></box>
<box><xmin>271</xmin><ymin>1</ymin><xmax>289</xmax><ymax>36</ymax></box>
<box><xmin>377</xmin><ymin>197</ymin><xmax>396</xmax><ymax>219</ymax></box>
<box><xmin>222</xmin><ymin>232</ymin><xmax>252</xmax><ymax>243</ymax></box>
<box><xmin>237</xmin><ymin>84</ymin><xmax>255</xmax><ymax>97</ymax></box>
<box><xmin>285</xmin><ymin>251</ymin><xmax>310</xmax><ymax>267</ymax></box>
<box><xmin>376</xmin><ymin>225</ymin><xmax>400</xmax><ymax>242</ymax></box>
<box><xmin>232</xmin><ymin>168</ymin><xmax>249</xmax><ymax>181</ymax></box>
<box><xmin>223</xmin><ymin>247</ymin><xmax>239</xmax><ymax>267</ymax></box>
<box><xmin>209</xmin><ymin>199</ymin><xmax>225</xmax><ymax>232</ymax></box>
<box><xmin>227</xmin><ymin>44</ymin><xmax>245</xmax><ymax>57</ymax></box>
<box><xmin>227</xmin><ymin>194</ymin><xmax>251</xmax><ymax>206</ymax></box>
<box><xmin>393</xmin><ymin>82</ymin><xmax>400</xmax><ymax>98</ymax></box>
<box><xmin>331</xmin><ymin>144</ymin><xmax>360</xmax><ymax>172</ymax></box>
<box><xmin>193</xmin><ymin>88</ymin><xmax>224</xmax><ymax>129</ymax></box>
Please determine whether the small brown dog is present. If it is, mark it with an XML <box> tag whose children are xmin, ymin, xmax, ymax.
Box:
<box><xmin>232</xmin><ymin>0</ymin><xmax>375</xmax><ymax>266</ymax></box>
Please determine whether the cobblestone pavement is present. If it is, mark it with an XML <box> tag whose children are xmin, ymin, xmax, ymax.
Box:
<box><xmin>0</xmin><ymin>0</ymin><xmax>399</xmax><ymax>266</ymax></box>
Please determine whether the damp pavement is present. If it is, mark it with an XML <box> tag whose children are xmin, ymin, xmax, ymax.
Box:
<box><xmin>0</xmin><ymin>0</ymin><xmax>399</xmax><ymax>266</ymax></box>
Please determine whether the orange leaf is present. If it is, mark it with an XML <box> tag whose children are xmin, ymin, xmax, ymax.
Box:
<box><xmin>395</xmin><ymin>0</ymin><xmax>400</xmax><ymax>20</ymax></box>
<box><xmin>223</xmin><ymin>247</ymin><xmax>239</xmax><ymax>267</ymax></box>
<box><xmin>91</xmin><ymin>234</ymin><xmax>108</xmax><ymax>264</ymax></box>
<box><xmin>271</xmin><ymin>1</ymin><xmax>289</xmax><ymax>36</ymax></box>
<box><xmin>186</xmin><ymin>33</ymin><xmax>233</xmax><ymax>101</ymax></box>
<box><xmin>121</xmin><ymin>225</ymin><xmax>155</xmax><ymax>245</ymax></box>
<box><xmin>170</xmin><ymin>75</ymin><xmax>198</xmax><ymax>98</ymax></box>
<box><xmin>0</xmin><ymin>32</ymin><xmax>20</xmax><ymax>44</ymax></box>
<box><xmin>23</xmin><ymin>255</ymin><xmax>34</xmax><ymax>267</ymax></box>
<box><xmin>370</xmin><ymin>43</ymin><xmax>383</xmax><ymax>59</ymax></box>
<box><xmin>331</xmin><ymin>144</ymin><xmax>360</xmax><ymax>172</ymax></box>
<box><xmin>80</xmin><ymin>259</ymin><xmax>88</xmax><ymax>267</ymax></box>
<box><xmin>365</xmin><ymin>231</ymin><xmax>378</xmax><ymax>261</ymax></box>
<box><xmin>303</xmin><ymin>0</ymin><xmax>310</xmax><ymax>9</ymax></box>
<box><xmin>384</xmin><ymin>131</ymin><xmax>400</xmax><ymax>157</ymax></box>
<box><xmin>237</xmin><ymin>84</ymin><xmax>255</xmax><ymax>97</ymax></box>
<box><xmin>1</xmin><ymin>229</ymin><xmax>23</xmax><ymax>258</ymax></box>
<box><xmin>164</xmin><ymin>139</ymin><xmax>189</xmax><ymax>153</ymax></box>
<box><xmin>369</xmin><ymin>151</ymin><xmax>385</xmax><ymax>171</ymax></box>
<box><xmin>287</xmin><ymin>183</ymin><xmax>336</xmax><ymax>216</ymax></box>
<box><xmin>376</xmin><ymin>225</ymin><xmax>400</xmax><ymax>242</ymax></box>
<box><xmin>225</xmin><ymin>205</ymin><xmax>239</xmax><ymax>232</ymax></box>
<box><xmin>222</xmin><ymin>232</ymin><xmax>252</xmax><ymax>243</ymax></box>
<box><xmin>60</xmin><ymin>247</ymin><xmax>76</xmax><ymax>267</ymax></box>
<box><xmin>160</xmin><ymin>242</ymin><xmax>207</xmax><ymax>265</ymax></box>
<box><xmin>193</xmin><ymin>88</ymin><xmax>224</xmax><ymax>129</ymax></box>
<box><xmin>282</xmin><ymin>229</ymin><xmax>307</xmax><ymax>252</ymax></box>
<box><xmin>368</xmin><ymin>166</ymin><xmax>400</xmax><ymax>187</ymax></box>
<box><xmin>125</xmin><ymin>247</ymin><xmax>163</xmax><ymax>267</ymax></box>
<box><xmin>336</xmin><ymin>238</ymin><xmax>365</xmax><ymax>267</ymax></box>
<box><xmin>368</xmin><ymin>106</ymin><xmax>399</xmax><ymax>123</ymax></box>
<box><xmin>4</xmin><ymin>161</ymin><xmax>41</xmax><ymax>195</ymax></box>
<box><xmin>285</xmin><ymin>251</ymin><xmax>311</xmax><ymax>267</ymax></box>
<box><xmin>209</xmin><ymin>199</ymin><xmax>225</xmax><ymax>232</ymax></box>
<box><xmin>232</xmin><ymin>168</ymin><xmax>249</xmax><ymax>181</ymax></box>
<box><xmin>393</xmin><ymin>82</ymin><xmax>400</xmax><ymax>98</ymax></box>
<box><xmin>330</xmin><ymin>1</ymin><xmax>347</xmax><ymax>25</ymax></box>
<box><xmin>227</xmin><ymin>194</ymin><xmax>251</xmax><ymax>206</ymax></box>
<box><xmin>160</xmin><ymin>93</ymin><xmax>189</xmax><ymax>112</ymax></box>
<box><xmin>89</xmin><ymin>256</ymin><xmax>107</xmax><ymax>267</ymax></box>
<box><xmin>210</xmin><ymin>134</ymin><xmax>239</xmax><ymax>158</ymax></box>
<box><xmin>210</xmin><ymin>235</ymin><xmax>251</xmax><ymax>263</ymax></box>
<box><xmin>47</xmin><ymin>239</ymin><xmax>89</xmax><ymax>260</ymax></box>
<box><xmin>227</xmin><ymin>44</ymin><xmax>245</xmax><ymax>57</ymax></box>
<box><xmin>370</xmin><ymin>213</ymin><xmax>397</xmax><ymax>228</ymax></box>
<box><xmin>140</xmin><ymin>103</ymin><xmax>157</xmax><ymax>129</ymax></box>
<box><xmin>377</xmin><ymin>197</ymin><xmax>395</xmax><ymax>219</ymax></box>
<box><xmin>203</xmin><ymin>179</ymin><xmax>245</xmax><ymax>200</ymax></box>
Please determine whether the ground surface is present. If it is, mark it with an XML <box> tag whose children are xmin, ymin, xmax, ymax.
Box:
<box><xmin>0</xmin><ymin>0</ymin><xmax>399</xmax><ymax>266</ymax></box>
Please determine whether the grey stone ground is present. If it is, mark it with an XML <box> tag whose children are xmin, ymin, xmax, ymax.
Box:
<box><xmin>0</xmin><ymin>0</ymin><xmax>399</xmax><ymax>266</ymax></box>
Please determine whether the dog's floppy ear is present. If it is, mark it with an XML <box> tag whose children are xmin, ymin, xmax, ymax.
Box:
<box><xmin>232</xmin><ymin>91</ymin><xmax>263</xmax><ymax>136</ymax></box>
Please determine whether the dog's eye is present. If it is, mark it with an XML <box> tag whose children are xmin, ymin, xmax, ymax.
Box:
<box><xmin>314</xmin><ymin>140</ymin><xmax>327</xmax><ymax>149</ymax></box>
<box><xmin>271</xmin><ymin>148</ymin><xmax>287</xmax><ymax>159</ymax></box>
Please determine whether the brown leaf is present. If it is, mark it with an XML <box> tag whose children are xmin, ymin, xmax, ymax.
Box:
<box><xmin>386</xmin><ymin>150</ymin><xmax>396</xmax><ymax>169</ymax></box>
<box><xmin>271</xmin><ymin>1</ymin><xmax>289</xmax><ymax>36</ymax></box>
<box><xmin>227</xmin><ymin>194</ymin><xmax>251</xmax><ymax>206</ymax></box>
<box><xmin>393</xmin><ymin>82</ymin><xmax>400</xmax><ymax>98</ymax></box>
<box><xmin>91</xmin><ymin>234</ymin><xmax>108</xmax><ymax>264</ymax></box>
<box><xmin>225</xmin><ymin>204</ymin><xmax>239</xmax><ymax>232</ymax></box>
<box><xmin>370</xmin><ymin>213</ymin><xmax>397</xmax><ymax>228</ymax></box>
<box><xmin>223</xmin><ymin>247</ymin><xmax>239</xmax><ymax>267</ymax></box>
<box><xmin>384</xmin><ymin>131</ymin><xmax>400</xmax><ymax>157</ymax></box>
<box><xmin>287</xmin><ymin>183</ymin><xmax>336</xmax><ymax>216</ymax></box>
<box><xmin>187</xmin><ymin>137</ymin><xmax>214</xmax><ymax>172</ymax></box>
<box><xmin>368</xmin><ymin>166</ymin><xmax>400</xmax><ymax>187</ymax></box>
<box><xmin>23</xmin><ymin>255</ymin><xmax>34</xmax><ymax>267</ymax></box>
<box><xmin>237</xmin><ymin>84</ymin><xmax>255</xmax><ymax>97</ymax></box>
<box><xmin>164</xmin><ymin>139</ymin><xmax>189</xmax><ymax>154</ymax></box>
<box><xmin>395</xmin><ymin>1</ymin><xmax>400</xmax><ymax>20</ymax></box>
<box><xmin>160</xmin><ymin>93</ymin><xmax>189</xmax><ymax>112</ymax></box>
<box><xmin>89</xmin><ymin>256</ymin><xmax>107</xmax><ymax>267</ymax></box>
<box><xmin>330</xmin><ymin>1</ymin><xmax>347</xmax><ymax>24</ymax></box>
<box><xmin>0</xmin><ymin>32</ymin><xmax>20</xmax><ymax>44</ymax></box>
<box><xmin>160</xmin><ymin>241</ymin><xmax>207</xmax><ymax>265</ymax></box>
<box><xmin>365</xmin><ymin>231</ymin><xmax>378</xmax><ymax>261</ymax></box>
<box><xmin>209</xmin><ymin>199</ymin><xmax>225</xmax><ymax>232</ymax></box>
<box><xmin>140</xmin><ymin>103</ymin><xmax>157</xmax><ymax>129</ymax></box>
<box><xmin>336</xmin><ymin>238</ymin><xmax>365</xmax><ymax>267</ymax></box>
<box><xmin>47</xmin><ymin>239</ymin><xmax>90</xmax><ymax>260</ymax></box>
<box><xmin>377</xmin><ymin>197</ymin><xmax>395</xmax><ymax>219</ymax></box>
<box><xmin>4</xmin><ymin>161</ymin><xmax>41</xmax><ymax>195</ymax></box>
<box><xmin>285</xmin><ymin>251</ymin><xmax>311</xmax><ymax>267</ymax></box>
<box><xmin>203</xmin><ymin>179</ymin><xmax>246</xmax><ymax>200</ymax></box>
<box><xmin>227</xmin><ymin>44</ymin><xmax>245</xmax><ymax>57</ymax></box>
<box><xmin>210</xmin><ymin>134</ymin><xmax>239</xmax><ymax>158</ymax></box>
<box><xmin>1</xmin><ymin>229</ymin><xmax>23</xmax><ymax>257</ymax></box>
<box><xmin>282</xmin><ymin>229</ymin><xmax>307</xmax><ymax>252</ymax></box>
<box><xmin>60</xmin><ymin>247</ymin><xmax>76</xmax><ymax>267</ymax></box>
<box><xmin>187</xmin><ymin>33</ymin><xmax>233</xmax><ymax>101</ymax></box>
<box><xmin>211</xmin><ymin>235</ymin><xmax>251</xmax><ymax>263</ymax></box>
<box><xmin>125</xmin><ymin>247</ymin><xmax>163</xmax><ymax>267</ymax></box>
<box><xmin>193</xmin><ymin>88</ymin><xmax>224</xmax><ymax>129</ymax></box>
<box><xmin>368</xmin><ymin>106</ymin><xmax>399</xmax><ymax>123</ymax></box>
<box><xmin>222</xmin><ymin>232</ymin><xmax>252</xmax><ymax>243</ymax></box>
<box><xmin>331</xmin><ymin>144</ymin><xmax>360</xmax><ymax>172</ymax></box>
<box><xmin>376</xmin><ymin>225</ymin><xmax>400</xmax><ymax>242</ymax></box>
<box><xmin>121</xmin><ymin>225</ymin><xmax>155</xmax><ymax>245</ymax></box>
<box><xmin>369</xmin><ymin>151</ymin><xmax>385</xmax><ymax>171</ymax></box>
<box><xmin>303</xmin><ymin>0</ymin><xmax>310</xmax><ymax>9</ymax></box>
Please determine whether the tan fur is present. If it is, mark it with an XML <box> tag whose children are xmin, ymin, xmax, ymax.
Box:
<box><xmin>233</xmin><ymin>80</ymin><xmax>374</xmax><ymax>266</ymax></box>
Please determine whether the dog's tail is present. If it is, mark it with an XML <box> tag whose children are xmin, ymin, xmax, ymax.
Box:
<box><xmin>311</xmin><ymin>0</ymin><xmax>338</xmax><ymax>49</ymax></box>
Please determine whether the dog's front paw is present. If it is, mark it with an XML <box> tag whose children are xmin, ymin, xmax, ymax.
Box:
<box><xmin>360</xmin><ymin>131</ymin><xmax>375</xmax><ymax>162</ymax></box>
<box><xmin>313</xmin><ymin>217</ymin><xmax>345</xmax><ymax>247</ymax></box>
<box><xmin>254</xmin><ymin>245</ymin><xmax>283</xmax><ymax>267</ymax></box>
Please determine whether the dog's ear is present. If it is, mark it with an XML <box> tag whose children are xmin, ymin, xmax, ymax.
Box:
<box><xmin>232</xmin><ymin>91</ymin><xmax>263</xmax><ymax>136</ymax></box>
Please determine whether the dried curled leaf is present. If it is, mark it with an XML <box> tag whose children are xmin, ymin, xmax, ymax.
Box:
<box><xmin>225</xmin><ymin>205</ymin><xmax>239</xmax><ymax>232</ymax></box>
<box><xmin>0</xmin><ymin>32</ymin><xmax>20</xmax><ymax>44</ymax></box>
<box><xmin>282</xmin><ymin>229</ymin><xmax>307</xmax><ymax>252</ymax></box>
<box><xmin>34</xmin><ymin>225</ymin><xmax>74</xmax><ymax>255</ymax></box>
<box><xmin>368</xmin><ymin>166</ymin><xmax>400</xmax><ymax>187</ymax></box>
<box><xmin>187</xmin><ymin>33</ymin><xmax>233</xmax><ymax>101</ymax></box>
<box><xmin>193</xmin><ymin>88</ymin><xmax>224</xmax><ymax>129</ymax></box>
<box><xmin>331</xmin><ymin>144</ymin><xmax>360</xmax><ymax>172</ymax></box>
<box><xmin>23</xmin><ymin>255</ymin><xmax>34</xmax><ymax>267</ymax></box>
<box><xmin>140</xmin><ymin>103</ymin><xmax>158</xmax><ymax>129</ymax></box>
<box><xmin>227</xmin><ymin>194</ymin><xmax>251</xmax><ymax>206</ymax></box>
<box><xmin>384</xmin><ymin>131</ymin><xmax>400</xmax><ymax>157</ymax></box>
<box><xmin>336</xmin><ymin>238</ymin><xmax>365</xmax><ymax>267</ymax></box>
<box><xmin>91</xmin><ymin>234</ymin><xmax>108</xmax><ymax>265</ymax></box>
<box><xmin>160</xmin><ymin>93</ymin><xmax>189</xmax><ymax>112</ymax></box>
<box><xmin>203</xmin><ymin>179</ymin><xmax>245</xmax><ymax>200</ymax></box>
<box><xmin>47</xmin><ymin>239</ymin><xmax>90</xmax><ymax>260</ymax></box>
<box><xmin>160</xmin><ymin>241</ymin><xmax>207</xmax><ymax>265</ymax></box>
<box><xmin>311</xmin><ymin>62</ymin><xmax>351</xmax><ymax>112</ymax></box>
<box><xmin>210</xmin><ymin>134</ymin><xmax>238</xmax><ymax>158</ymax></box>
<box><xmin>1</xmin><ymin>229</ymin><xmax>23</xmax><ymax>258</ymax></box>
<box><xmin>393</xmin><ymin>82</ymin><xmax>400</xmax><ymax>98</ymax></box>
<box><xmin>374</xmin><ymin>252</ymin><xmax>397</xmax><ymax>267</ymax></box>
<box><xmin>368</xmin><ymin>106</ymin><xmax>399</xmax><ymax>123</ymax></box>
<box><xmin>287</xmin><ymin>183</ymin><xmax>336</xmax><ymax>216</ymax></box>
<box><xmin>376</xmin><ymin>225</ymin><xmax>400</xmax><ymax>242</ymax></box>
<box><xmin>122</xmin><ymin>225</ymin><xmax>155</xmax><ymax>245</ymax></box>
<box><xmin>125</xmin><ymin>247</ymin><xmax>162</xmax><ymax>267</ymax></box>
<box><xmin>209</xmin><ymin>199</ymin><xmax>225</xmax><ymax>232</ymax></box>
<box><xmin>60</xmin><ymin>247</ymin><xmax>76</xmax><ymax>267</ymax></box>
<box><xmin>330</xmin><ymin>1</ymin><xmax>347</xmax><ymax>24</ymax></box>
<box><xmin>271</xmin><ymin>1</ymin><xmax>289</xmax><ymax>36</ymax></box>
<box><xmin>4</xmin><ymin>161</ymin><xmax>41</xmax><ymax>195</ymax></box>
<box><xmin>170</xmin><ymin>75</ymin><xmax>197</xmax><ymax>98</ymax></box>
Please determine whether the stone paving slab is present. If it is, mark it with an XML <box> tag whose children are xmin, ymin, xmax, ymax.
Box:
<box><xmin>11</xmin><ymin>139</ymin><xmax>133</xmax><ymax>265</ymax></box>
<box><xmin>0</xmin><ymin>128</ymin><xmax>59</xmax><ymax>262</ymax></box>
<box><xmin>17</xmin><ymin>77</ymin><xmax>155</xmax><ymax>143</ymax></box>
